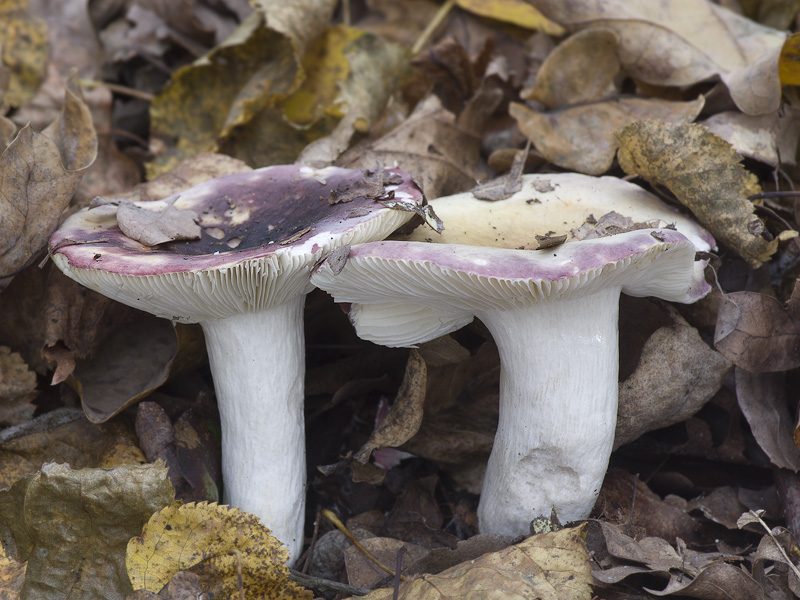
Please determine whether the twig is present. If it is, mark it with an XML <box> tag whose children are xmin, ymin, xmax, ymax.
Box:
<box><xmin>411</xmin><ymin>0</ymin><xmax>455</xmax><ymax>55</ymax></box>
<box><xmin>393</xmin><ymin>546</ymin><xmax>406</xmax><ymax>600</ymax></box>
<box><xmin>77</xmin><ymin>78</ymin><xmax>155</xmax><ymax>102</ymax></box>
<box><xmin>322</xmin><ymin>509</ymin><xmax>405</xmax><ymax>580</ymax></box>
<box><xmin>288</xmin><ymin>569</ymin><xmax>371</xmax><ymax>596</ymax></box>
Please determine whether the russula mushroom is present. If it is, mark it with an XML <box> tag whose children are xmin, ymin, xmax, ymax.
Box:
<box><xmin>311</xmin><ymin>228</ymin><xmax>712</xmax><ymax>537</ymax></box>
<box><xmin>48</xmin><ymin>164</ymin><xmax>429</xmax><ymax>562</ymax></box>
<box><xmin>400</xmin><ymin>172</ymin><xmax>714</xmax><ymax>251</ymax></box>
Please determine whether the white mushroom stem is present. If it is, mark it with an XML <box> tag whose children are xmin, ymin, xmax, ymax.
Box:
<box><xmin>476</xmin><ymin>287</ymin><xmax>620</xmax><ymax>536</ymax></box>
<box><xmin>200</xmin><ymin>296</ymin><xmax>306</xmax><ymax>562</ymax></box>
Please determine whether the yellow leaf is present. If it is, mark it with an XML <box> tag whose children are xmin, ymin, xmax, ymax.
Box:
<box><xmin>351</xmin><ymin>526</ymin><xmax>593</xmax><ymax>600</ymax></box>
<box><xmin>127</xmin><ymin>502</ymin><xmax>312</xmax><ymax>599</ymax></box>
<box><xmin>283</xmin><ymin>25</ymin><xmax>363</xmax><ymax>126</ymax></box>
<box><xmin>779</xmin><ymin>32</ymin><xmax>800</xmax><ymax>86</ymax></box>
<box><xmin>0</xmin><ymin>0</ymin><xmax>48</xmax><ymax>110</ymax></box>
<box><xmin>455</xmin><ymin>0</ymin><xmax>565</xmax><ymax>36</ymax></box>
<box><xmin>615</xmin><ymin>120</ymin><xmax>781</xmax><ymax>268</ymax></box>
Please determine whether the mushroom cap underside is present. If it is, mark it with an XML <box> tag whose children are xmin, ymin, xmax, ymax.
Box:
<box><xmin>49</xmin><ymin>164</ymin><xmax>424</xmax><ymax>322</ymax></box>
<box><xmin>313</xmin><ymin>228</ymin><xmax>711</xmax><ymax>311</ymax></box>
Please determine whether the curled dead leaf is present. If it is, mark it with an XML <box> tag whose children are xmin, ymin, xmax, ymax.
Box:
<box><xmin>616</xmin><ymin>120</ymin><xmax>785</xmax><ymax>268</ymax></box>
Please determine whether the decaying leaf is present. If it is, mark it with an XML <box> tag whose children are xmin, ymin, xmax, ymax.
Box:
<box><xmin>0</xmin><ymin>0</ymin><xmax>48</xmax><ymax>110</ymax></box>
<box><xmin>527</xmin><ymin>0</ymin><xmax>786</xmax><ymax>115</ymax></box>
<box><xmin>0</xmin><ymin>462</ymin><xmax>174</xmax><ymax>600</ymax></box>
<box><xmin>349</xmin><ymin>525</ymin><xmax>592</xmax><ymax>600</ymax></box>
<box><xmin>127</xmin><ymin>502</ymin><xmax>312</xmax><ymax>599</ymax></box>
<box><xmin>701</xmin><ymin>108</ymin><xmax>800</xmax><ymax>167</ymax></box>
<box><xmin>616</xmin><ymin>120</ymin><xmax>787</xmax><ymax>268</ymax></box>
<box><xmin>615</xmin><ymin>317</ymin><xmax>731</xmax><ymax>448</ymax></box>
<box><xmin>353</xmin><ymin>350</ymin><xmax>426</xmax><ymax>476</ymax></box>
<box><xmin>779</xmin><ymin>32</ymin><xmax>800</xmax><ymax>85</ymax></box>
<box><xmin>344</xmin><ymin>537</ymin><xmax>430</xmax><ymax>589</ymax></box>
<box><xmin>735</xmin><ymin>369</ymin><xmax>800</xmax><ymax>471</ymax></box>
<box><xmin>148</xmin><ymin>2</ymin><xmax>336</xmax><ymax>176</ymax></box>
<box><xmin>512</xmin><ymin>97</ymin><xmax>704</xmax><ymax>175</ymax></box>
<box><xmin>71</xmin><ymin>318</ymin><xmax>207</xmax><ymax>423</ymax></box>
<box><xmin>714</xmin><ymin>285</ymin><xmax>800</xmax><ymax>372</ymax></box>
<box><xmin>0</xmin><ymin>346</ymin><xmax>37</xmax><ymax>427</ymax></box>
<box><xmin>0</xmin><ymin>83</ymin><xmax>97</xmax><ymax>281</ymax></box>
<box><xmin>0</xmin><ymin>413</ymin><xmax>146</xmax><ymax>490</ymax></box>
<box><xmin>525</xmin><ymin>28</ymin><xmax>620</xmax><ymax>108</ymax></box>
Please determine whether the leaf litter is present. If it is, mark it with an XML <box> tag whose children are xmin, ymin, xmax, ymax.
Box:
<box><xmin>2</xmin><ymin>0</ymin><xmax>800</xmax><ymax>599</ymax></box>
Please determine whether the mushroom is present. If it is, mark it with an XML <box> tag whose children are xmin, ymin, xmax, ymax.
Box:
<box><xmin>48</xmin><ymin>164</ymin><xmax>429</xmax><ymax>562</ymax></box>
<box><xmin>311</xmin><ymin>227</ymin><xmax>713</xmax><ymax>537</ymax></box>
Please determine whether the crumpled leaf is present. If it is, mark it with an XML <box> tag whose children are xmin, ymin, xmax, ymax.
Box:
<box><xmin>511</xmin><ymin>97</ymin><xmax>704</xmax><ymax>175</ymax></box>
<box><xmin>354</xmin><ymin>349</ymin><xmax>426</xmax><ymax>465</ymax></box>
<box><xmin>236</xmin><ymin>24</ymin><xmax>410</xmax><ymax>167</ymax></box>
<box><xmin>339</xmin><ymin>92</ymin><xmax>497</xmax><ymax>199</ymax></box>
<box><xmin>616</xmin><ymin>120</ymin><xmax>785</xmax><ymax>268</ymax></box>
<box><xmin>735</xmin><ymin>369</ymin><xmax>800</xmax><ymax>471</ymax></box>
<box><xmin>127</xmin><ymin>502</ymin><xmax>312</xmax><ymax>599</ymax></box>
<box><xmin>0</xmin><ymin>0</ymin><xmax>48</xmax><ymax>110</ymax></box>
<box><xmin>615</xmin><ymin>317</ymin><xmax>731</xmax><ymax>448</ymax></box>
<box><xmin>0</xmin><ymin>82</ymin><xmax>97</xmax><ymax>281</ymax></box>
<box><xmin>455</xmin><ymin>0</ymin><xmax>564</xmax><ymax>35</ymax></box>
<box><xmin>0</xmin><ymin>346</ymin><xmax>37</xmax><ymax>427</ymax></box>
<box><xmin>0</xmin><ymin>461</ymin><xmax>174</xmax><ymax>600</ymax></box>
<box><xmin>116</xmin><ymin>199</ymin><xmax>201</xmax><ymax>246</ymax></box>
<box><xmin>527</xmin><ymin>0</ymin><xmax>786</xmax><ymax>115</ymax></box>
<box><xmin>348</xmin><ymin>525</ymin><xmax>592</xmax><ymax>600</ymax></box>
<box><xmin>148</xmin><ymin>1</ymin><xmax>336</xmax><ymax>176</ymax></box>
<box><xmin>714</xmin><ymin>284</ymin><xmax>800</xmax><ymax>372</ymax></box>
<box><xmin>0</xmin><ymin>412</ymin><xmax>146</xmax><ymax>490</ymax></box>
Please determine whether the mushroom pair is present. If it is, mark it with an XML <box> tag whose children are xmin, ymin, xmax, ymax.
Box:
<box><xmin>310</xmin><ymin>173</ymin><xmax>715</xmax><ymax>537</ymax></box>
<box><xmin>48</xmin><ymin>164</ymin><xmax>431</xmax><ymax>562</ymax></box>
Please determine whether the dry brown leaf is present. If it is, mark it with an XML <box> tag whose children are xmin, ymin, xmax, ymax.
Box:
<box><xmin>0</xmin><ymin>83</ymin><xmax>97</xmax><ymax>281</ymax></box>
<box><xmin>116</xmin><ymin>200</ymin><xmax>201</xmax><ymax>247</ymax></box>
<box><xmin>714</xmin><ymin>286</ymin><xmax>800</xmax><ymax>372</ymax></box>
<box><xmin>354</xmin><ymin>349</ymin><xmax>426</xmax><ymax>465</ymax></box>
<box><xmin>735</xmin><ymin>369</ymin><xmax>800</xmax><ymax>471</ymax></box>
<box><xmin>616</xmin><ymin>120</ymin><xmax>782</xmax><ymax>268</ymax></box>
<box><xmin>338</xmin><ymin>83</ymin><xmax>501</xmax><ymax>198</ymax></box>
<box><xmin>615</xmin><ymin>319</ymin><xmax>731</xmax><ymax>448</ymax></box>
<box><xmin>525</xmin><ymin>28</ymin><xmax>620</xmax><ymax>108</ymax></box>
<box><xmin>527</xmin><ymin>0</ymin><xmax>786</xmax><ymax>115</ymax></box>
<box><xmin>0</xmin><ymin>347</ymin><xmax>36</xmax><ymax>427</ymax></box>
<box><xmin>71</xmin><ymin>317</ymin><xmax>207</xmax><ymax>423</ymax></box>
<box><xmin>701</xmin><ymin>108</ymin><xmax>800</xmax><ymax>167</ymax></box>
<box><xmin>511</xmin><ymin>96</ymin><xmax>704</xmax><ymax>175</ymax></box>
<box><xmin>349</xmin><ymin>526</ymin><xmax>593</xmax><ymax>600</ymax></box>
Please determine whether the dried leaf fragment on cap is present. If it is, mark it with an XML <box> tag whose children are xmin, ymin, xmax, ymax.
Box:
<box><xmin>116</xmin><ymin>199</ymin><xmax>201</xmax><ymax>247</ymax></box>
<box><xmin>615</xmin><ymin>120</ymin><xmax>790</xmax><ymax>268</ymax></box>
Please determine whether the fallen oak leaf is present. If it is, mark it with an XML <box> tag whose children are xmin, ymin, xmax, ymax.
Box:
<box><xmin>616</xmin><ymin>120</ymin><xmax>793</xmax><ymax>268</ymax></box>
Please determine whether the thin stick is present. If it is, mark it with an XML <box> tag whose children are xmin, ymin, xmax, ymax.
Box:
<box><xmin>77</xmin><ymin>78</ymin><xmax>155</xmax><ymax>102</ymax></box>
<box><xmin>411</xmin><ymin>0</ymin><xmax>456</xmax><ymax>55</ymax></box>
<box><xmin>322</xmin><ymin>509</ymin><xmax>405</xmax><ymax>580</ymax></box>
